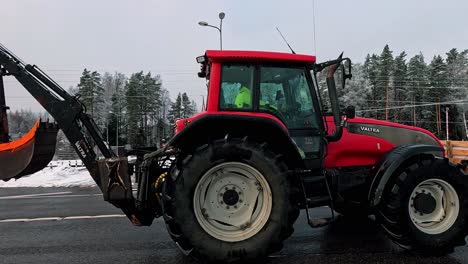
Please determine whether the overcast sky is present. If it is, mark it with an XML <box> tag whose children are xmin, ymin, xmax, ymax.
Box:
<box><xmin>2</xmin><ymin>0</ymin><xmax>468</xmax><ymax>112</ymax></box>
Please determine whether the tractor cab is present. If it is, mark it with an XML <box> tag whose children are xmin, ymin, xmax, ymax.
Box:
<box><xmin>195</xmin><ymin>50</ymin><xmax>352</xmax><ymax>162</ymax></box>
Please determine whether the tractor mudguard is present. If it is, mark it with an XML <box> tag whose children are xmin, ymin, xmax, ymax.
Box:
<box><xmin>368</xmin><ymin>144</ymin><xmax>444</xmax><ymax>207</ymax></box>
<box><xmin>167</xmin><ymin>114</ymin><xmax>304</xmax><ymax>168</ymax></box>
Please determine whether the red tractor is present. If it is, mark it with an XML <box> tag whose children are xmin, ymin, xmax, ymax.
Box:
<box><xmin>1</xmin><ymin>44</ymin><xmax>467</xmax><ymax>263</ymax></box>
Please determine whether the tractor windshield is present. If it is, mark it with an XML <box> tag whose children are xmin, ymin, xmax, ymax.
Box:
<box><xmin>258</xmin><ymin>66</ymin><xmax>319</xmax><ymax>130</ymax></box>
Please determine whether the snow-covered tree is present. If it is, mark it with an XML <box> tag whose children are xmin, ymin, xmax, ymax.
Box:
<box><xmin>341</xmin><ymin>63</ymin><xmax>371</xmax><ymax>115</ymax></box>
<box><xmin>378</xmin><ymin>45</ymin><xmax>394</xmax><ymax>120</ymax></box>
<box><xmin>168</xmin><ymin>93</ymin><xmax>182</xmax><ymax>126</ymax></box>
<box><xmin>392</xmin><ymin>51</ymin><xmax>408</xmax><ymax>123</ymax></box>
<box><xmin>181</xmin><ymin>92</ymin><xmax>195</xmax><ymax>118</ymax></box>
<box><xmin>77</xmin><ymin>69</ymin><xmax>105</xmax><ymax>128</ymax></box>
<box><xmin>364</xmin><ymin>53</ymin><xmax>380</xmax><ymax>119</ymax></box>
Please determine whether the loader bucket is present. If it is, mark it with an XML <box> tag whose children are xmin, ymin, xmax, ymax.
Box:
<box><xmin>0</xmin><ymin>120</ymin><xmax>59</xmax><ymax>181</ymax></box>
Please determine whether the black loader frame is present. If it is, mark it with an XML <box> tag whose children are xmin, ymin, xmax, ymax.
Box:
<box><xmin>0</xmin><ymin>43</ymin><xmax>168</xmax><ymax>226</ymax></box>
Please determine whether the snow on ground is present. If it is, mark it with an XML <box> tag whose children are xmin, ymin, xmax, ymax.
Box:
<box><xmin>0</xmin><ymin>160</ymin><xmax>96</xmax><ymax>188</ymax></box>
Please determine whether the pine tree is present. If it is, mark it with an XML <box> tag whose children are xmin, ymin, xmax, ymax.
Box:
<box><xmin>377</xmin><ymin>44</ymin><xmax>394</xmax><ymax>120</ymax></box>
<box><xmin>445</xmin><ymin>49</ymin><xmax>468</xmax><ymax>139</ymax></box>
<box><xmin>107</xmin><ymin>72</ymin><xmax>127</xmax><ymax>146</ymax></box>
<box><xmin>340</xmin><ymin>63</ymin><xmax>371</xmax><ymax>115</ymax></box>
<box><xmin>181</xmin><ymin>92</ymin><xmax>194</xmax><ymax>118</ymax></box>
<box><xmin>446</xmin><ymin>48</ymin><xmax>459</xmax><ymax>87</ymax></box>
<box><xmin>125</xmin><ymin>72</ymin><xmax>145</xmax><ymax>147</ymax></box>
<box><xmin>142</xmin><ymin>73</ymin><xmax>162</xmax><ymax>146</ymax></box>
<box><xmin>123</xmin><ymin>71</ymin><xmax>166</xmax><ymax>147</ymax></box>
<box><xmin>407</xmin><ymin>53</ymin><xmax>429</xmax><ymax>128</ymax></box>
<box><xmin>191</xmin><ymin>99</ymin><xmax>198</xmax><ymax>114</ymax></box>
<box><xmin>156</xmin><ymin>89</ymin><xmax>172</xmax><ymax>141</ymax></box>
<box><xmin>101</xmin><ymin>72</ymin><xmax>114</xmax><ymax>114</ymax></box>
<box><xmin>426</xmin><ymin>55</ymin><xmax>448</xmax><ymax>136</ymax></box>
<box><xmin>363</xmin><ymin>54</ymin><xmax>380</xmax><ymax>119</ymax></box>
<box><xmin>393</xmin><ymin>51</ymin><xmax>408</xmax><ymax>123</ymax></box>
<box><xmin>77</xmin><ymin>69</ymin><xmax>105</xmax><ymax>128</ymax></box>
<box><xmin>7</xmin><ymin>110</ymin><xmax>37</xmax><ymax>136</ymax></box>
<box><xmin>168</xmin><ymin>93</ymin><xmax>182</xmax><ymax>127</ymax></box>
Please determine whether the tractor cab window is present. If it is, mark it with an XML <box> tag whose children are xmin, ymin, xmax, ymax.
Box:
<box><xmin>259</xmin><ymin>66</ymin><xmax>319</xmax><ymax>130</ymax></box>
<box><xmin>219</xmin><ymin>64</ymin><xmax>254</xmax><ymax>111</ymax></box>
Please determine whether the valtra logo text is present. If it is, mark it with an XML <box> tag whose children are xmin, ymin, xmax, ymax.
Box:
<box><xmin>360</xmin><ymin>126</ymin><xmax>380</xmax><ymax>133</ymax></box>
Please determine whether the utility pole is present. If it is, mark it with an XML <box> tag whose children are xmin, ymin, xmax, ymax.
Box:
<box><xmin>435</xmin><ymin>104</ymin><xmax>438</xmax><ymax>133</ymax></box>
<box><xmin>412</xmin><ymin>95</ymin><xmax>416</xmax><ymax>126</ymax></box>
<box><xmin>438</xmin><ymin>102</ymin><xmax>442</xmax><ymax>133</ymax></box>
<box><xmin>464</xmin><ymin>112</ymin><xmax>468</xmax><ymax>140</ymax></box>
<box><xmin>446</xmin><ymin>107</ymin><xmax>449</xmax><ymax>141</ymax></box>
<box><xmin>385</xmin><ymin>80</ymin><xmax>389</xmax><ymax>121</ymax></box>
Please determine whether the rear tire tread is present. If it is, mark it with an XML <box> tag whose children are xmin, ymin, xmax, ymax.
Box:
<box><xmin>162</xmin><ymin>137</ymin><xmax>299</xmax><ymax>262</ymax></box>
<box><xmin>376</xmin><ymin>155</ymin><xmax>468</xmax><ymax>255</ymax></box>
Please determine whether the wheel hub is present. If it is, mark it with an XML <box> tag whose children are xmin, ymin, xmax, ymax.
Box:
<box><xmin>193</xmin><ymin>162</ymin><xmax>272</xmax><ymax>242</ymax></box>
<box><xmin>223</xmin><ymin>189</ymin><xmax>240</xmax><ymax>206</ymax></box>
<box><xmin>408</xmin><ymin>178</ymin><xmax>460</xmax><ymax>235</ymax></box>
<box><xmin>413</xmin><ymin>192</ymin><xmax>436</xmax><ymax>214</ymax></box>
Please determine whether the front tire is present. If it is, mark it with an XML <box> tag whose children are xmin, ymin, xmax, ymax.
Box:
<box><xmin>162</xmin><ymin>138</ymin><xmax>299</xmax><ymax>262</ymax></box>
<box><xmin>377</xmin><ymin>155</ymin><xmax>468</xmax><ymax>255</ymax></box>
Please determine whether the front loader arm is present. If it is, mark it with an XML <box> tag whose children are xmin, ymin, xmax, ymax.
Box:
<box><xmin>0</xmin><ymin>44</ymin><xmax>110</xmax><ymax>172</ymax></box>
<box><xmin>0</xmin><ymin>43</ymin><xmax>154</xmax><ymax>225</ymax></box>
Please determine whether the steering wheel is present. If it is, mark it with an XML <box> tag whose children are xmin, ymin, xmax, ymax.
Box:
<box><xmin>262</xmin><ymin>104</ymin><xmax>288</xmax><ymax>124</ymax></box>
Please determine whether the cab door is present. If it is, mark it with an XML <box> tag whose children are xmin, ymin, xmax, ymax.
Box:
<box><xmin>256</xmin><ymin>65</ymin><xmax>325</xmax><ymax>167</ymax></box>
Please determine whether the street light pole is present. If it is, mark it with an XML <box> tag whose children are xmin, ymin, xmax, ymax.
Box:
<box><xmin>198</xmin><ymin>12</ymin><xmax>225</xmax><ymax>50</ymax></box>
<box><xmin>218</xmin><ymin>12</ymin><xmax>225</xmax><ymax>50</ymax></box>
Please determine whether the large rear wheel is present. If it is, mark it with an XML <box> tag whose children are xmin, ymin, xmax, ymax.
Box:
<box><xmin>377</xmin><ymin>155</ymin><xmax>468</xmax><ymax>255</ymax></box>
<box><xmin>162</xmin><ymin>138</ymin><xmax>299</xmax><ymax>262</ymax></box>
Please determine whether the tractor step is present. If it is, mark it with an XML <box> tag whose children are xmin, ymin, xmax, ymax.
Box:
<box><xmin>302</xmin><ymin>175</ymin><xmax>326</xmax><ymax>184</ymax></box>
<box><xmin>298</xmin><ymin>169</ymin><xmax>336</xmax><ymax>229</ymax></box>
<box><xmin>306</xmin><ymin>196</ymin><xmax>330</xmax><ymax>207</ymax></box>
<box><xmin>308</xmin><ymin>217</ymin><xmax>334</xmax><ymax>228</ymax></box>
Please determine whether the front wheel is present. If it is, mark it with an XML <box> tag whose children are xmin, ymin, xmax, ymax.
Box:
<box><xmin>162</xmin><ymin>138</ymin><xmax>299</xmax><ymax>262</ymax></box>
<box><xmin>377</xmin><ymin>155</ymin><xmax>468</xmax><ymax>255</ymax></box>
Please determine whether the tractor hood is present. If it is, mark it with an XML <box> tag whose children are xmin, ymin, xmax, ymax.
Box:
<box><xmin>344</xmin><ymin>116</ymin><xmax>442</xmax><ymax>147</ymax></box>
<box><xmin>324</xmin><ymin>116</ymin><xmax>443</xmax><ymax>168</ymax></box>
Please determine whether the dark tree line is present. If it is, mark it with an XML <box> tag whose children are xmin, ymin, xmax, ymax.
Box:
<box><xmin>75</xmin><ymin>70</ymin><xmax>197</xmax><ymax>148</ymax></box>
<box><xmin>10</xmin><ymin>45</ymin><xmax>468</xmax><ymax>144</ymax></box>
<box><xmin>320</xmin><ymin>45</ymin><xmax>468</xmax><ymax>140</ymax></box>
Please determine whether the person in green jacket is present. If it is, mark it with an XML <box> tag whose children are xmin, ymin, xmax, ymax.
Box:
<box><xmin>234</xmin><ymin>83</ymin><xmax>251</xmax><ymax>109</ymax></box>
<box><xmin>234</xmin><ymin>82</ymin><xmax>280</xmax><ymax>111</ymax></box>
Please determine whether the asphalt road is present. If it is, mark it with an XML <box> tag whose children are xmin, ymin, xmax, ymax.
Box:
<box><xmin>0</xmin><ymin>187</ymin><xmax>467</xmax><ymax>264</ymax></box>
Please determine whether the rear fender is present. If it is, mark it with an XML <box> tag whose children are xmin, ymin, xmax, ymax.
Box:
<box><xmin>167</xmin><ymin>114</ymin><xmax>304</xmax><ymax>169</ymax></box>
<box><xmin>368</xmin><ymin>144</ymin><xmax>444</xmax><ymax>207</ymax></box>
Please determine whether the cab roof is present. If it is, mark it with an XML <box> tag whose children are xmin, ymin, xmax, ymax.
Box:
<box><xmin>205</xmin><ymin>50</ymin><xmax>316</xmax><ymax>65</ymax></box>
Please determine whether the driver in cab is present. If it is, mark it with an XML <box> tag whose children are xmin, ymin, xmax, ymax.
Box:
<box><xmin>234</xmin><ymin>82</ymin><xmax>280</xmax><ymax>111</ymax></box>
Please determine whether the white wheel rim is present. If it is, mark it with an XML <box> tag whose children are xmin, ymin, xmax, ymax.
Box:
<box><xmin>408</xmin><ymin>179</ymin><xmax>459</xmax><ymax>235</ymax></box>
<box><xmin>193</xmin><ymin>162</ymin><xmax>272</xmax><ymax>242</ymax></box>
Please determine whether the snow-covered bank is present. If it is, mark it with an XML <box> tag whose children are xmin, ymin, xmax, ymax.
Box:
<box><xmin>0</xmin><ymin>160</ymin><xmax>96</xmax><ymax>188</ymax></box>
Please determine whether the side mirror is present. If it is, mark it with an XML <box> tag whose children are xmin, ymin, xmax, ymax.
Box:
<box><xmin>197</xmin><ymin>55</ymin><xmax>208</xmax><ymax>78</ymax></box>
<box><xmin>340</xmin><ymin>59</ymin><xmax>352</xmax><ymax>89</ymax></box>
<box><xmin>345</xmin><ymin>105</ymin><xmax>355</xmax><ymax>119</ymax></box>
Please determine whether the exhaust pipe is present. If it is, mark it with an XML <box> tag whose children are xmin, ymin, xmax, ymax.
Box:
<box><xmin>325</xmin><ymin>61</ymin><xmax>343</xmax><ymax>142</ymax></box>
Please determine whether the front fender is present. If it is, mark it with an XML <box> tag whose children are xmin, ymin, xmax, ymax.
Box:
<box><xmin>368</xmin><ymin>144</ymin><xmax>444</xmax><ymax>207</ymax></box>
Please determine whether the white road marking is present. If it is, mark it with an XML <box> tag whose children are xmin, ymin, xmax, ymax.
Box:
<box><xmin>14</xmin><ymin>194</ymin><xmax>102</xmax><ymax>199</ymax></box>
<box><xmin>0</xmin><ymin>214</ymin><xmax>126</xmax><ymax>223</ymax></box>
<box><xmin>0</xmin><ymin>191</ymin><xmax>72</xmax><ymax>200</ymax></box>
